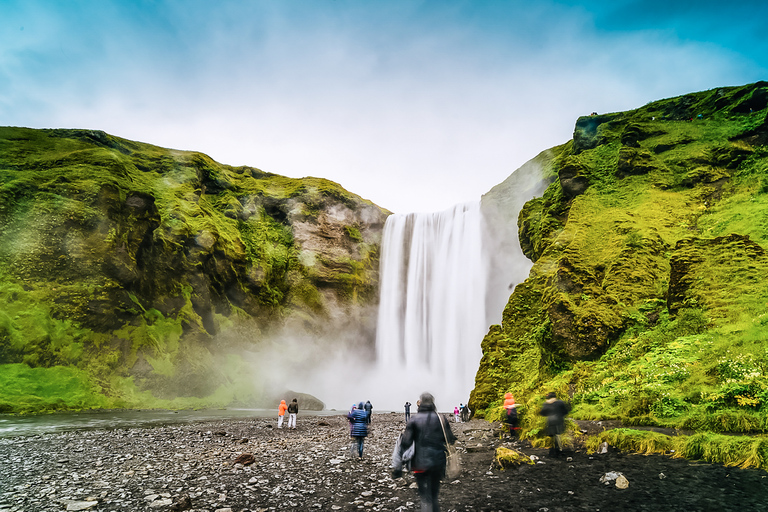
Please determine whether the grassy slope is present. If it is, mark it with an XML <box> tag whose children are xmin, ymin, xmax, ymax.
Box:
<box><xmin>470</xmin><ymin>81</ymin><xmax>768</xmax><ymax>467</ymax></box>
<box><xmin>0</xmin><ymin>127</ymin><xmax>384</xmax><ymax>413</ymax></box>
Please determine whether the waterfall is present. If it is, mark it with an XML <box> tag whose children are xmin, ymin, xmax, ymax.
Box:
<box><xmin>374</xmin><ymin>202</ymin><xmax>488</xmax><ymax>410</ymax></box>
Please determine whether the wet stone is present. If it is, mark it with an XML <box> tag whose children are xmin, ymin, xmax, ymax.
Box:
<box><xmin>2</xmin><ymin>415</ymin><xmax>767</xmax><ymax>511</ymax></box>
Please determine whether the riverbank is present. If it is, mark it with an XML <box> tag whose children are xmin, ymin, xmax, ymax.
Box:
<box><xmin>1</xmin><ymin>413</ymin><xmax>767</xmax><ymax>511</ymax></box>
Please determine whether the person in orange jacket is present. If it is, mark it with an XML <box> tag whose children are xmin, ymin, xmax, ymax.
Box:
<box><xmin>278</xmin><ymin>399</ymin><xmax>288</xmax><ymax>429</ymax></box>
<box><xmin>503</xmin><ymin>392</ymin><xmax>519</xmax><ymax>438</ymax></box>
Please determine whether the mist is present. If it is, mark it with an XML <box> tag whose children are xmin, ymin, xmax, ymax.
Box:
<box><xmin>233</xmin><ymin>162</ymin><xmax>545</xmax><ymax>414</ymax></box>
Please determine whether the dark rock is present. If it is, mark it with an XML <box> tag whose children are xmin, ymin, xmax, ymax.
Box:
<box><xmin>170</xmin><ymin>494</ymin><xmax>192</xmax><ymax>511</ymax></box>
<box><xmin>652</xmin><ymin>136</ymin><xmax>694</xmax><ymax>154</ymax></box>
<box><xmin>558</xmin><ymin>158</ymin><xmax>590</xmax><ymax>199</ymax></box>
<box><xmin>572</xmin><ymin>113</ymin><xmax>623</xmax><ymax>154</ymax></box>
<box><xmin>616</xmin><ymin>147</ymin><xmax>662</xmax><ymax>178</ymax></box>
<box><xmin>620</xmin><ymin>123</ymin><xmax>665</xmax><ymax>148</ymax></box>
<box><xmin>233</xmin><ymin>453</ymin><xmax>256</xmax><ymax>466</ymax></box>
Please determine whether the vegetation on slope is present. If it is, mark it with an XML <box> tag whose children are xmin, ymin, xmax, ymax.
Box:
<box><xmin>471</xmin><ymin>81</ymin><xmax>768</xmax><ymax>466</ymax></box>
<box><xmin>0</xmin><ymin>128</ymin><xmax>387</xmax><ymax>413</ymax></box>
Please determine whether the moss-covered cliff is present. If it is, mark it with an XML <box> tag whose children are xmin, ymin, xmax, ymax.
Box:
<box><xmin>471</xmin><ymin>81</ymin><xmax>768</xmax><ymax>435</ymax></box>
<box><xmin>0</xmin><ymin>127</ymin><xmax>388</xmax><ymax>413</ymax></box>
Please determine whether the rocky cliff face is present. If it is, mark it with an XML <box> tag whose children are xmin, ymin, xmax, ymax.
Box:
<box><xmin>0</xmin><ymin>127</ymin><xmax>388</xmax><ymax>412</ymax></box>
<box><xmin>470</xmin><ymin>81</ymin><xmax>768</xmax><ymax>433</ymax></box>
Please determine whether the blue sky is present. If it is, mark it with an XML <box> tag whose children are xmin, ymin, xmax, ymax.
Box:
<box><xmin>2</xmin><ymin>1</ymin><xmax>766</xmax><ymax>213</ymax></box>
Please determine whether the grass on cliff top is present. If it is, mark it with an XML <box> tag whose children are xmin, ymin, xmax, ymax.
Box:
<box><xmin>0</xmin><ymin>126</ymin><xmax>374</xmax><ymax>206</ymax></box>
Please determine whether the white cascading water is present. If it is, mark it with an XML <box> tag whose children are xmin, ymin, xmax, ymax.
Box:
<box><xmin>374</xmin><ymin>202</ymin><xmax>487</xmax><ymax>411</ymax></box>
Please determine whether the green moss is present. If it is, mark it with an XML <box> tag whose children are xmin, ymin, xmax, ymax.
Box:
<box><xmin>0</xmin><ymin>125</ymin><xmax>385</xmax><ymax>413</ymax></box>
<box><xmin>587</xmin><ymin>428</ymin><xmax>768</xmax><ymax>471</ymax></box>
<box><xmin>0</xmin><ymin>363</ymin><xmax>114</xmax><ymax>413</ymax></box>
<box><xmin>344</xmin><ymin>225</ymin><xmax>364</xmax><ymax>243</ymax></box>
<box><xmin>494</xmin><ymin>446</ymin><xmax>534</xmax><ymax>469</ymax></box>
<box><xmin>237</xmin><ymin>211</ymin><xmax>298</xmax><ymax>307</ymax></box>
<box><xmin>472</xmin><ymin>82</ymin><xmax>768</xmax><ymax>444</ymax></box>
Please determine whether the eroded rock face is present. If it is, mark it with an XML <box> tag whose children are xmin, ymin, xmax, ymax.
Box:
<box><xmin>0</xmin><ymin>127</ymin><xmax>389</xmax><ymax>410</ymax></box>
<box><xmin>470</xmin><ymin>81</ymin><xmax>768</xmax><ymax>412</ymax></box>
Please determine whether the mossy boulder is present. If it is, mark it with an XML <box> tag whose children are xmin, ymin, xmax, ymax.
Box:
<box><xmin>493</xmin><ymin>446</ymin><xmax>534</xmax><ymax>469</ymax></box>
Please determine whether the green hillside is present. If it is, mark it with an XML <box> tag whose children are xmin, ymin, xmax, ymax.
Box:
<box><xmin>471</xmin><ymin>81</ymin><xmax>768</xmax><ymax>466</ymax></box>
<box><xmin>0</xmin><ymin>128</ymin><xmax>387</xmax><ymax>413</ymax></box>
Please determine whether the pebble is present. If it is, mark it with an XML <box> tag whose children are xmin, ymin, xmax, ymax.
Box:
<box><xmin>0</xmin><ymin>415</ymin><xmax>477</xmax><ymax>511</ymax></box>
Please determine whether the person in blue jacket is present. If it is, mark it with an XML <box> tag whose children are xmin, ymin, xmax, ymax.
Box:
<box><xmin>347</xmin><ymin>401</ymin><xmax>369</xmax><ymax>458</ymax></box>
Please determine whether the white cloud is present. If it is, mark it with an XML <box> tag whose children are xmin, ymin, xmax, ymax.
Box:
<box><xmin>2</xmin><ymin>1</ymin><xmax>764</xmax><ymax>212</ymax></box>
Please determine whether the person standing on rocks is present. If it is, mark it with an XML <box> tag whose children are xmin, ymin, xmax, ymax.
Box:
<box><xmin>287</xmin><ymin>398</ymin><xmax>298</xmax><ymax>429</ymax></box>
<box><xmin>504</xmin><ymin>393</ymin><xmax>519</xmax><ymax>438</ymax></box>
<box><xmin>364</xmin><ymin>400</ymin><xmax>373</xmax><ymax>424</ymax></box>
<box><xmin>348</xmin><ymin>401</ymin><xmax>369</xmax><ymax>458</ymax></box>
<box><xmin>539</xmin><ymin>391</ymin><xmax>570</xmax><ymax>457</ymax></box>
<box><xmin>404</xmin><ymin>401</ymin><xmax>412</xmax><ymax>421</ymax></box>
<box><xmin>277</xmin><ymin>399</ymin><xmax>288</xmax><ymax>429</ymax></box>
<box><xmin>460</xmin><ymin>404</ymin><xmax>470</xmax><ymax>422</ymax></box>
<box><xmin>392</xmin><ymin>392</ymin><xmax>456</xmax><ymax>512</ymax></box>
<box><xmin>453</xmin><ymin>406</ymin><xmax>460</xmax><ymax>423</ymax></box>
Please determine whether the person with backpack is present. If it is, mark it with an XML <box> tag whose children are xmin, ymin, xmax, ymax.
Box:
<box><xmin>347</xmin><ymin>401</ymin><xmax>369</xmax><ymax>458</ymax></box>
<box><xmin>364</xmin><ymin>400</ymin><xmax>373</xmax><ymax>424</ymax></box>
<box><xmin>460</xmin><ymin>403</ymin><xmax>470</xmax><ymax>422</ymax></box>
<box><xmin>503</xmin><ymin>392</ymin><xmax>519</xmax><ymax>438</ymax></box>
<box><xmin>392</xmin><ymin>392</ymin><xmax>456</xmax><ymax>512</ymax></box>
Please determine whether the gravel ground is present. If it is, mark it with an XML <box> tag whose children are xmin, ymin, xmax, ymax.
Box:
<box><xmin>2</xmin><ymin>412</ymin><xmax>768</xmax><ymax>511</ymax></box>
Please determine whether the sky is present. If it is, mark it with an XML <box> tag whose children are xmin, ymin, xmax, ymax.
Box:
<box><xmin>2</xmin><ymin>0</ymin><xmax>767</xmax><ymax>214</ymax></box>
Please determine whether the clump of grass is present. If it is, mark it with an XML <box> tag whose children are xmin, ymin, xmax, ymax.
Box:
<box><xmin>587</xmin><ymin>428</ymin><xmax>768</xmax><ymax>470</ymax></box>
<box><xmin>588</xmin><ymin>428</ymin><xmax>674</xmax><ymax>455</ymax></box>
<box><xmin>494</xmin><ymin>447</ymin><xmax>534</xmax><ymax>469</ymax></box>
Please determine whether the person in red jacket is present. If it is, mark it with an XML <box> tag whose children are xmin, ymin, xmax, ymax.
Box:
<box><xmin>277</xmin><ymin>399</ymin><xmax>288</xmax><ymax>429</ymax></box>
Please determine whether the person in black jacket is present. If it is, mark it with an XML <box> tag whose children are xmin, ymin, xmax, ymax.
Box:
<box><xmin>364</xmin><ymin>400</ymin><xmax>373</xmax><ymax>424</ymax></box>
<box><xmin>539</xmin><ymin>391</ymin><xmax>571</xmax><ymax>457</ymax></box>
<box><xmin>392</xmin><ymin>392</ymin><xmax>456</xmax><ymax>512</ymax></box>
<box><xmin>287</xmin><ymin>398</ymin><xmax>299</xmax><ymax>429</ymax></box>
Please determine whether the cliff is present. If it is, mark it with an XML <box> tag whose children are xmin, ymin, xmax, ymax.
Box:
<box><xmin>0</xmin><ymin>127</ymin><xmax>388</xmax><ymax>413</ymax></box>
<box><xmin>471</xmin><ymin>81</ymin><xmax>768</xmax><ymax>434</ymax></box>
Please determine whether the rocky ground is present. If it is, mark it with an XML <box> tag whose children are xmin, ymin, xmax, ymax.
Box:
<box><xmin>1</xmin><ymin>413</ymin><xmax>767</xmax><ymax>512</ymax></box>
